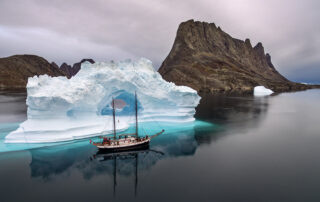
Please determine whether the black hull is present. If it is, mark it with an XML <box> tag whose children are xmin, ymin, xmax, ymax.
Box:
<box><xmin>97</xmin><ymin>141</ymin><xmax>150</xmax><ymax>153</ymax></box>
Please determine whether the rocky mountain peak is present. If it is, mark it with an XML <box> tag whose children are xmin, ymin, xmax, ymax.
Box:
<box><xmin>158</xmin><ymin>20</ymin><xmax>309</xmax><ymax>93</ymax></box>
<box><xmin>51</xmin><ymin>62</ymin><xmax>59</xmax><ymax>69</ymax></box>
<box><xmin>244</xmin><ymin>39</ymin><xmax>252</xmax><ymax>48</ymax></box>
<box><xmin>253</xmin><ymin>42</ymin><xmax>265</xmax><ymax>55</ymax></box>
<box><xmin>60</xmin><ymin>59</ymin><xmax>95</xmax><ymax>79</ymax></box>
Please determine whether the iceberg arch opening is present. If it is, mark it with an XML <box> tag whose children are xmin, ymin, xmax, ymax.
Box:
<box><xmin>99</xmin><ymin>90</ymin><xmax>143</xmax><ymax>116</ymax></box>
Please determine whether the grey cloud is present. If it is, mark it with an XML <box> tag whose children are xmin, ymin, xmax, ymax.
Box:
<box><xmin>283</xmin><ymin>62</ymin><xmax>320</xmax><ymax>84</ymax></box>
<box><xmin>0</xmin><ymin>0</ymin><xmax>319</xmax><ymax>82</ymax></box>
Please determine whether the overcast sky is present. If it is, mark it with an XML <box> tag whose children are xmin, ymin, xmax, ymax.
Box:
<box><xmin>0</xmin><ymin>0</ymin><xmax>319</xmax><ymax>82</ymax></box>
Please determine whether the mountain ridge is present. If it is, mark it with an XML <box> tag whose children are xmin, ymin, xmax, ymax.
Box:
<box><xmin>158</xmin><ymin>19</ymin><xmax>314</xmax><ymax>93</ymax></box>
<box><xmin>60</xmin><ymin>59</ymin><xmax>95</xmax><ymax>78</ymax></box>
<box><xmin>0</xmin><ymin>54</ymin><xmax>66</xmax><ymax>91</ymax></box>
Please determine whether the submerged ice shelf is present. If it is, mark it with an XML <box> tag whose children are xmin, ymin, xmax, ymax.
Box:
<box><xmin>5</xmin><ymin>58</ymin><xmax>200</xmax><ymax>143</ymax></box>
<box><xmin>0</xmin><ymin>120</ymin><xmax>215</xmax><ymax>154</ymax></box>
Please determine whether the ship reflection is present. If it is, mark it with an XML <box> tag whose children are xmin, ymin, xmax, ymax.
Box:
<box><xmin>29</xmin><ymin>125</ymin><xmax>199</xmax><ymax>181</ymax></box>
<box><xmin>92</xmin><ymin>147</ymin><xmax>164</xmax><ymax>197</ymax></box>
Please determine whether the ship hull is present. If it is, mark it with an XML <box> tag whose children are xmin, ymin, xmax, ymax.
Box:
<box><xmin>96</xmin><ymin>139</ymin><xmax>150</xmax><ymax>152</ymax></box>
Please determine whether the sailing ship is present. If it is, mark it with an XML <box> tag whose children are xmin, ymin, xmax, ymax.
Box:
<box><xmin>91</xmin><ymin>92</ymin><xmax>164</xmax><ymax>151</ymax></box>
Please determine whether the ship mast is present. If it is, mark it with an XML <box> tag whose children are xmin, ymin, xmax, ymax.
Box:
<box><xmin>135</xmin><ymin>153</ymin><xmax>138</xmax><ymax>196</ymax></box>
<box><xmin>112</xmin><ymin>98</ymin><xmax>116</xmax><ymax>140</ymax></box>
<box><xmin>113</xmin><ymin>156</ymin><xmax>117</xmax><ymax>196</ymax></box>
<box><xmin>135</xmin><ymin>92</ymin><xmax>138</xmax><ymax>137</ymax></box>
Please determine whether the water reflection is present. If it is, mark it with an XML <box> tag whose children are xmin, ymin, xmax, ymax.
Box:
<box><xmin>92</xmin><ymin>147</ymin><xmax>164</xmax><ymax>196</ymax></box>
<box><xmin>29</xmin><ymin>143</ymin><xmax>93</xmax><ymax>180</ymax></box>
<box><xmin>28</xmin><ymin>92</ymin><xmax>271</xmax><ymax>185</ymax></box>
<box><xmin>196</xmin><ymin>93</ymin><xmax>269</xmax><ymax>123</ymax></box>
<box><xmin>0</xmin><ymin>92</ymin><xmax>27</xmax><ymax>123</ymax></box>
<box><xmin>29</xmin><ymin>124</ymin><xmax>202</xmax><ymax>181</ymax></box>
<box><xmin>1</xmin><ymin>92</ymin><xmax>284</xmax><ymax>201</ymax></box>
<box><xmin>194</xmin><ymin>93</ymin><xmax>270</xmax><ymax>144</ymax></box>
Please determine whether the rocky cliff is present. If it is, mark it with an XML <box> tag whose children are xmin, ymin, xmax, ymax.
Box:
<box><xmin>159</xmin><ymin>20</ymin><xmax>311</xmax><ymax>93</ymax></box>
<box><xmin>0</xmin><ymin>55</ymin><xmax>66</xmax><ymax>91</ymax></box>
<box><xmin>60</xmin><ymin>59</ymin><xmax>95</xmax><ymax>78</ymax></box>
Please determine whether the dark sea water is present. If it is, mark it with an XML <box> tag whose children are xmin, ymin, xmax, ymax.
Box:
<box><xmin>1</xmin><ymin>90</ymin><xmax>320</xmax><ymax>202</ymax></box>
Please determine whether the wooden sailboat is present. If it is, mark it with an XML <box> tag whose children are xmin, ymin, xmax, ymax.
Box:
<box><xmin>91</xmin><ymin>92</ymin><xmax>164</xmax><ymax>151</ymax></box>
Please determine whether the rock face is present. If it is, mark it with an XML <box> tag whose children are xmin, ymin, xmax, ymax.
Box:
<box><xmin>60</xmin><ymin>59</ymin><xmax>95</xmax><ymax>78</ymax></box>
<box><xmin>60</xmin><ymin>63</ymin><xmax>73</xmax><ymax>78</ymax></box>
<box><xmin>158</xmin><ymin>20</ymin><xmax>310</xmax><ymax>93</ymax></box>
<box><xmin>0</xmin><ymin>55</ymin><xmax>66</xmax><ymax>91</ymax></box>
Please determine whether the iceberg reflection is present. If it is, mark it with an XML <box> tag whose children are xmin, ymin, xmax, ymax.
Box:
<box><xmin>29</xmin><ymin>121</ymin><xmax>216</xmax><ymax>180</ymax></box>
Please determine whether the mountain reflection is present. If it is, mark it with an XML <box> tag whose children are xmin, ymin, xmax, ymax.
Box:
<box><xmin>194</xmin><ymin>94</ymin><xmax>270</xmax><ymax>144</ymax></box>
<box><xmin>29</xmin><ymin>94</ymin><xmax>270</xmax><ymax>182</ymax></box>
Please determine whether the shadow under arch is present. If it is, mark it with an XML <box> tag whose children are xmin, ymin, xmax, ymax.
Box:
<box><xmin>98</xmin><ymin>90</ymin><xmax>143</xmax><ymax>116</ymax></box>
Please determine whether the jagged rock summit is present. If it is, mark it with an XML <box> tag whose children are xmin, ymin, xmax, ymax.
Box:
<box><xmin>60</xmin><ymin>59</ymin><xmax>95</xmax><ymax>78</ymax></box>
<box><xmin>159</xmin><ymin>19</ymin><xmax>310</xmax><ymax>93</ymax></box>
<box><xmin>0</xmin><ymin>55</ymin><xmax>66</xmax><ymax>90</ymax></box>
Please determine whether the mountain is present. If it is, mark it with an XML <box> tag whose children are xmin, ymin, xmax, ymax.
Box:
<box><xmin>60</xmin><ymin>59</ymin><xmax>95</xmax><ymax>78</ymax></box>
<box><xmin>0</xmin><ymin>55</ymin><xmax>66</xmax><ymax>91</ymax></box>
<box><xmin>60</xmin><ymin>63</ymin><xmax>73</xmax><ymax>79</ymax></box>
<box><xmin>158</xmin><ymin>19</ymin><xmax>312</xmax><ymax>93</ymax></box>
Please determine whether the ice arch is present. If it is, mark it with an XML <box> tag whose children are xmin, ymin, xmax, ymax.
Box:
<box><xmin>5</xmin><ymin>58</ymin><xmax>200</xmax><ymax>143</ymax></box>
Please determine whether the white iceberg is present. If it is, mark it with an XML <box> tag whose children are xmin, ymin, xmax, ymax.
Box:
<box><xmin>5</xmin><ymin>58</ymin><xmax>200</xmax><ymax>143</ymax></box>
<box><xmin>253</xmin><ymin>86</ymin><xmax>274</xmax><ymax>96</ymax></box>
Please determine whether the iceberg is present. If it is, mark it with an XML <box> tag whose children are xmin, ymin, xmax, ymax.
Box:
<box><xmin>253</xmin><ymin>86</ymin><xmax>274</xmax><ymax>96</ymax></box>
<box><xmin>5</xmin><ymin>58</ymin><xmax>200</xmax><ymax>143</ymax></box>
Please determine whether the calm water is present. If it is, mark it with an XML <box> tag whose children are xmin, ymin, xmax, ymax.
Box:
<box><xmin>1</xmin><ymin>90</ymin><xmax>320</xmax><ymax>202</ymax></box>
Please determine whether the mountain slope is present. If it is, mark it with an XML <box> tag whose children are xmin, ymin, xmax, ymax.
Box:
<box><xmin>159</xmin><ymin>20</ymin><xmax>310</xmax><ymax>93</ymax></box>
<box><xmin>0</xmin><ymin>55</ymin><xmax>66</xmax><ymax>90</ymax></box>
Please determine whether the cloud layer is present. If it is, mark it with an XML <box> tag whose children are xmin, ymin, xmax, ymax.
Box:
<box><xmin>0</xmin><ymin>0</ymin><xmax>319</xmax><ymax>82</ymax></box>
